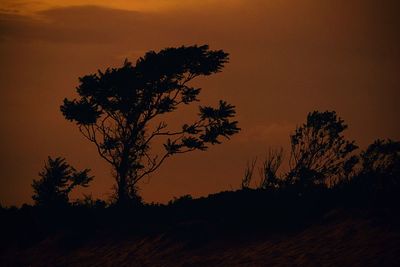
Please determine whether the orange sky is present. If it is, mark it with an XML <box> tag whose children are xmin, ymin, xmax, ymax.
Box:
<box><xmin>1</xmin><ymin>0</ymin><xmax>399</xmax><ymax>206</ymax></box>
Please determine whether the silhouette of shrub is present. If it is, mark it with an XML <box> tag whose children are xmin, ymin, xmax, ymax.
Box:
<box><xmin>349</xmin><ymin>139</ymin><xmax>400</xmax><ymax>198</ymax></box>
<box><xmin>287</xmin><ymin>111</ymin><xmax>358</xmax><ymax>188</ymax></box>
<box><xmin>242</xmin><ymin>111</ymin><xmax>358</xmax><ymax>191</ymax></box>
<box><xmin>241</xmin><ymin>149</ymin><xmax>284</xmax><ymax>190</ymax></box>
<box><xmin>241</xmin><ymin>158</ymin><xmax>257</xmax><ymax>189</ymax></box>
<box><xmin>259</xmin><ymin>148</ymin><xmax>284</xmax><ymax>189</ymax></box>
<box><xmin>73</xmin><ymin>194</ymin><xmax>108</xmax><ymax>209</ymax></box>
<box><xmin>168</xmin><ymin>194</ymin><xmax>193</xmax><ymax>206</ymax></box>
<box><xmin>361</xmin><ymin>139</ymin><xmax>400</xmax><ymax>177</ymax></box>
<box><xmin>32</xmin><ymin>156</ymin><xmax>93</xmax><ymax>207</ymax></box>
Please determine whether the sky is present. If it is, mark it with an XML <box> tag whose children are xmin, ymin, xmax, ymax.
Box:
<box><xmin>0</xmin><ymin>0</ymin><xmax>399</xmax><ymax>206</ymax></box>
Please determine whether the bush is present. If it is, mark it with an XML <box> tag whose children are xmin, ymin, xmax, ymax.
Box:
<box><xmin>32</xmin><ymin>157</ymin><xmax>93</xmax><ymax>207</ymax></box>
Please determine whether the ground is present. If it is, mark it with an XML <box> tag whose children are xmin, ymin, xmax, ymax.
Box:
<box><xmin>2</xmin><ymin>209</ymin><xmax>399</xmax><ymax>266</ymax></box>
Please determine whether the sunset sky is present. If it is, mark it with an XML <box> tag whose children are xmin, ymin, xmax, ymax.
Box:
<box><xmin>1</xmin><ymin>0</ymin><xmax>399</xmax><ymax>206</ymax></box>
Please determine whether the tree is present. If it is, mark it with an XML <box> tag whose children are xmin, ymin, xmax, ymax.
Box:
<box><xmin>60</xmin><ymin>45</ymin><xmax>240</xmax><ymax>206</ymax></box>
<box><xmin>361</xmin><ymin>139</ymin><xmax>400</xmax><ymax>175</ymax></box>
<box><xmin>359</xmin><ymin>139</ymin><xmax>400</xmax><ymax>193</ymax></box>
<box><xmin>32</xmin><ymin>157</ymin><xmax>93</xmax><ymax>207</ymax></box>
<box><xmin>287</xmin><ymin>111</ymin><xmax>358</xmax><ymax>188</ymax></box>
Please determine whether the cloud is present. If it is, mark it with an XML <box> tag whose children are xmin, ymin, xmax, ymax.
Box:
<box><xmin>1</xmin><ymin>0</ymin><xmax>399</xmax><ymax>54</ymax></box>
<box><xmin>0</xmin><ymin>4</ymin><xmax>239</xmax><ymax>46</ymax></box>
<box><xmin>0</xmin><ymin>5</ymin><xmax>146</xmax><ymax>44</ymax></box>
<box><xmin>0</xmin><ymin>0</ymin><xmax>245</xmax><ymax>14</ymax></box>
<box><xmin>0</xmin><ymin>0</ymin><xmax>248</xmax><ymax>45</ymax></box>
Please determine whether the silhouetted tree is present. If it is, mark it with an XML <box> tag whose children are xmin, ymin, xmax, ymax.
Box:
<box><xmin>32</xmin><ymin>157</ymin><xmax>93</xmax><ymax>207</ymax></box>
<box><xmin>359</xmin><ymin>139</ymin><xmax>400</xmax><ymax>193</ymax></box>
<box><xmin>60</xmin><ymin>45</ymin><xmax>240</xmax><ymax>206</ymax></box>
<box><xmin>361</xmin><ymin>139</ymin><xmax>400</xmax><ymax>174</ymax></box>
<box><xmin>287</xmin><ymin>111</ymin><xmax>357</xmax><ymax>188</ymax></box>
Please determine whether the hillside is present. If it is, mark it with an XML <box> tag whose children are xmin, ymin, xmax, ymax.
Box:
<box><xmin>1</xmin><ymin>205</ymin><xmax>399</xmax><ymax>266</ymax></box>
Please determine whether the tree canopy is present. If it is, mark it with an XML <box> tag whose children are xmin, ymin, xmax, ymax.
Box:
<box><xmin>60</xmin><ymin>45</ymin><xmax>240</xmax><ymax>205</ymax></box>
<box><xmin>287</xmin><ymin>111</ymin><xmax>358</xmax><ymax>187</ymax></box>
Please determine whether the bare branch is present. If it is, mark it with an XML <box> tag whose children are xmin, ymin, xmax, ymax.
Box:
<box><xmin>135</xmin><ymin>152</ymin><xmax>170</xmax><ymax>183</ymax></box>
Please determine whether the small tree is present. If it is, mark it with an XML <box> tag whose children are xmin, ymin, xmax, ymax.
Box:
<box><xmin>361</xmin><ymin>139</ymin><xmax>400</xmax><ymax>175</ymax></box>
<box><xmin>60</xmin><ymin>45</ymin><xmax>240</xmax><ymax>205</ymax></box>
<box><xmin>287</xmin><ymin>111</ymin><xmax>358</xmax><ymax>188</ymax></box>
<box><xmin>359</xmin><ymin>139</ymin><xmax>400</xmax><ymax>192</ymax></box>
<box><xmin>32</xmin><ymin>157</ymin><xmax>93</xmax><ymax>207</ymax></box>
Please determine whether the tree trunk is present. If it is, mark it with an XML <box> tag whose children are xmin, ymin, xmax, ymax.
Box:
<box><xmin>116</xmin><ymin>159</ymin><xmax>130</xmax><ymax>207</ymax></box>
<box><xmin>116</xmin><ymin>137</ymin><xmax>139</xmax><ymax>207</ymax></box>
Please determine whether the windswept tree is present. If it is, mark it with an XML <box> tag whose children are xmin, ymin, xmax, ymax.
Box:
<box><xmin>361</xmin><ymin>139</ymin><xmax>400</xmax><ymax>175</ymax></box>
<box><xmin>287</xmin><ymin>111</ymin><xmax>358</xmax><ymax>187</ymax></box>
<box><xmin>32</xmin><ymin>157</ymin><xmax>93</xmax><ymax>207</ymax></box>
<box><xmin>358</xmin><ymin>139</ymin><xmax>400</xmax><ymax>193</ymax></box>
<box><xmin>61</xmin><ymin>45</ymin><xmax>240</xmax><ymax>206</ymax></box>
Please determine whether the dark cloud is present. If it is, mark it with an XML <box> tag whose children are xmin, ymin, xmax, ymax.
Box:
<box><xmin>0</xmin><ymin>5</ymin><xmax>145</xmax><ymax>43</ymax></box>
<box><xmin>1</xmin><ymin>2</ymin><xmax>398</xmax><ymax>55</ymax></box>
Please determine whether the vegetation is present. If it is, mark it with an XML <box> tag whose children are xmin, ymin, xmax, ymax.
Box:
<box><xmin>259</xmin><ymin>148</ymin><xmax>284</xmax><ymax>189</ymax></box>
<box><xmin>1</xmin><ymin>108</ymin><xmax>399</xmax><ymax>266</ymax></box>
<box><xmin>32</xmin><ymin>157</ymin><xmax>92</xmax><ymax>207</ymax></box>
<box><xmin>60</xmin><ymin>45</ymin><xmax>240</xmax><ymax>206</ymax></box>
<box><xmin>2</xmin><ymin>45</ymin><xmax>399</xmax><ymax>266</ymax></box>
<box><xmin>27</xmin><ymin>108</ymin><xmax>399</xmax><ymax>215</ymax></box>
<box><xmin>287</xmin><ymin>111</ymin><xmax>358</xmax><ymax>187</ymax></box>
<box><xmin>340</xmin><ymin>139</ymin><xmax>400</xmax><ymax>199</ymax></box>
<box><xmin>242</xmin><ymin>111</ymin><xmax>360</xmax><ymax>190</ymax></box>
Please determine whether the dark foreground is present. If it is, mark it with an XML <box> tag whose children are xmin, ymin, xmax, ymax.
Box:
<box><xmin>1</xmin><ymin>189</ymin><xmax>400</xmax><ymax>266</ymax></box>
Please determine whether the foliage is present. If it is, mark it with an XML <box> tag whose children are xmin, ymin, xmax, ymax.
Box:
<box><xmin>361</xmin><ymin>139</ymin><xmax>400</xmax><ymax>175</ymax></box>
<box><xmin>60</xmin><ymin>45</ymin><xmax>240</xmax><ymax>205</ymax></box>
<box><xmin>168</xmin><ymin>194</ymin><xmax>193</xmax><ymax>206</ymax></box>
<box><xmin>32</xmin><ymin>157</ymin><xmax>92</xmax><ymax>207</ymax></box>
<box><xmin>241</xmin><ymin>158</ymin><xmax>257</xmax><ymax>189</ymax></box>
<box><xmin>259</xmin><ymin>148</ymin><xmax>284</xmax><ymax>189</ymax></box>
<box><xmin>287</xmin><ymin>111</ymin><xmax>358</xmax><ymax>187</ymax></box>
<box><xmin>242</xmin><ymin>111</ymin><xmax>359</xmax><ymax>190</ymax></box>
<box><xmin>356</xmin><ymin>139</ymin><xmax>400</xmax><ymax>193</ymax></box>
<box><xmin>73</xmin><ymin>194</ymin><xmax>108</xmax><ymax>209</ymax></box>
